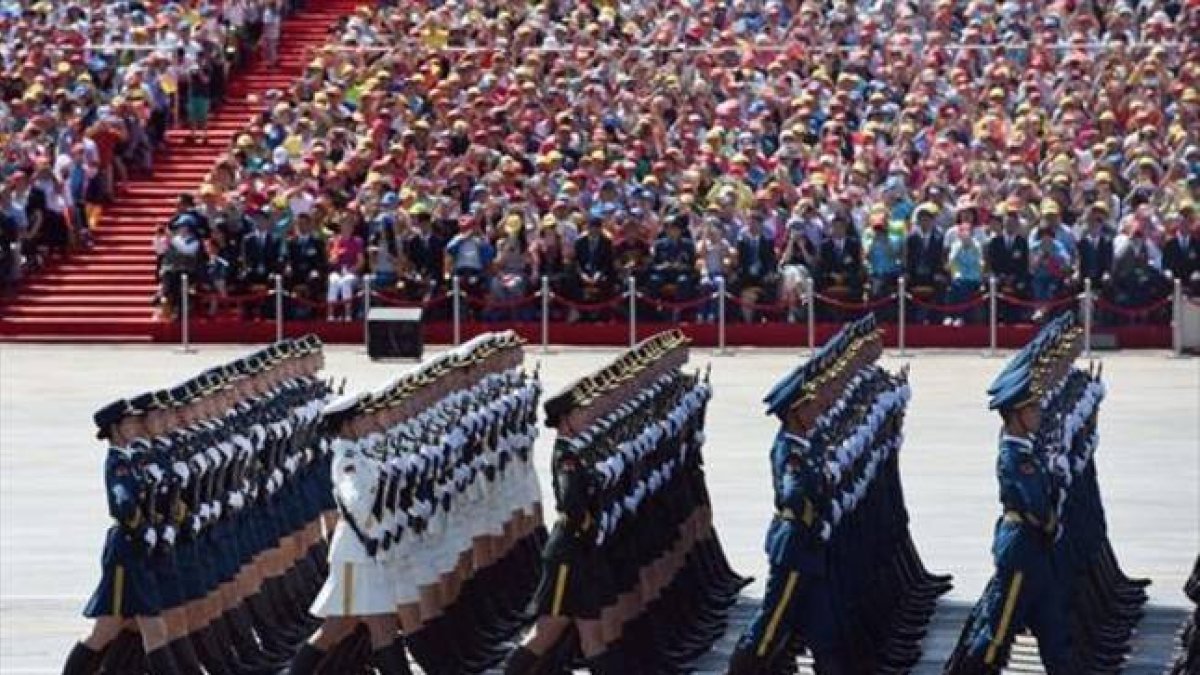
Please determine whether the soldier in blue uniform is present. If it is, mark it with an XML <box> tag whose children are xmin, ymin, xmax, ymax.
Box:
<box><xmin>945</xmin><ymin>320</ymin><xmax>1075</xmax><ymax>674</ymax></box>
<box><xmin>727</xmin><ymin>356</ymin><xmax>842</xmax><ymax>675</ymax></box>
<box><xmin>63</xmin><ymin>398</ymin><xmax>184</xmax><ymax>675</ymax></box>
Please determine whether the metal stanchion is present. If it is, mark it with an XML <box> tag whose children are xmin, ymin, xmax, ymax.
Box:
<box><xmin>805</xmin><ymin>277</ymin><xmax>816</xmax><ymax>352</ymax></box>
<box><xmin>452</xmin><ymin>276</ymin><xmax>462</xmax><ymax>346</ymax></box>
<box><xmin>1082</xmin><ymin>277</ymin><xmax>1093</xmax><ymax>358</ymax></box>
<box><xmin>1172</xmin><ymin>278</ymin><xmax>1183</xmax><ymax>357</ymax></box>
<box><xmin>362</xmin><ymin>274</ymin><xmax>373</xmax><ymax>353</ymax></box>
<box><xmin>897</xmin><ymin>276</ymin><xmax>908</xmax><ymax>357</ymax></box>
<box><xmin>988</xmin><ymin>276</ymin><xmax>998</xmax><ymax>357</ymax></box>
<box><xmin>716</xmin><ymin>277</ymin><xmax>729</xmax><ymax>355</ymax></box>
<box><xmin>178</xmin><ymin>273</ymin><xmax>195</xmax><ymax>353</ymax></box>
<box><xmin>273</xmin><ymin>274</ymin><xmax>284</xmax><ymax>342</ymax></box>
<box><xmin>628</xmin><ymin>276</ymin><xmax>637</xmax><ymax>347</ymax></box>
<box><xmin>540</xmin><ymin>276</ymin><xmax>550</xmax><ymax>354</ymax></box>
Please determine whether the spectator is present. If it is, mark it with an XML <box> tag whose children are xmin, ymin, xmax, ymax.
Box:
<box><xmin>570</xmin><ymin>217</ymin><xmax>617</xmax><ymax>320</ymax></box>
<box><xmin>489</xmin><ymin>215</ymin><xmax>532</xmax><ymax>316</ymax></box>
<box><xmin>239</xmin><ymin>209</ymin><xmax>284</xmax><ymax>319</ymax></box>
<box><xmin>529</xmin><ymin>215</ymin><xmax>569</xmax><ymax>299</ymax></box>
<box><xmin>1163</xmin><ymin>211</ymin><xmax>1200</xmax><ymax>296</ymax></box>
<box><xmin>864</xmin><ymin>214</ymin><xmax>901</xmax><ymax>303</ymax></box>
<box><xmin>945</xmin><ymin>224</ymin><xmax>985</xmax><ymax>328</ymax></box>
<box><xmin>444</xmin><ymin>217</ymin><xmax>494</xmax><ymax>298</ymax></box>
<box><xmin>1030</xmin><ymin>226</ymin><xmax>1072</xmax><ymax>319</ymax></box>
<box><xmin>326</xmin><ymin>217</ymin><xmax>364</xmax><ymax>322</ymax></box>
<box><xmin>27</xmin><ymin>160</ymin><xmax>70</xmax><ymax>261</ymax></box>
<box><xmin>817</xmin><ymin>214</ymin><xmax>864</xmax><ymax>303</ymax></box>
<box><xmin>696</xmin><ymin>220</ymin><xmax>735</xmax><ymax>323</ymax></box>
<box><xmin>200</xmin><ymin>236</ymin><xmax>231</xmax><ymax>316</ymax></box>
<box><xmin>1076</xmin><ymin>206</ymin><xmax>1116</xmax><ymax>292</ymax></box>
<box><xmin>905</xmin><ymin>203</ymin><xmax>948</xmax><ymax>324</ymax></box>
<box><xmin>285</xmin><ymin>213</ymin><xmax>327</xmax><ymax>319</ymax></box>
<box><xmin>1112</xmin><ymin>227</ymin><xmax>1168</xmax><ymax>313</ymax></box>
<box><xmin>648</xmin><ymin>216</ymin><xmax>698</xmax><ymax>317</ymax></box>
<box><xmin>262</xmin><ymin>1</ymin><xmax>283</xmax><ymax>69</ymax></box>
<box><xmin>183</xmin><ymin>66</ymin><xmax>213</xmax><ymax>145</ymax></box>
<box><xmin>733</xmin><ymin>217</ymin><xmax>777</xmax><ymax>323</ymax></box>
<box><xmin>987</xmin><ymin>208</ymin><xmax>1032</xmax><ymax>322</ymax></box>
<box><xmin>778</xmin><ymin>219</ymin><xmax>818</xmax><ymax>323</ymax></box>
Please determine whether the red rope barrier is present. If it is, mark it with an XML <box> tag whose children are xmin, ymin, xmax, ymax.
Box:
<box><xmin>724</xmin><ymin>293</ymin><xmax>788</xmax><ymax>313</ymax></box>
<box><xmin>463</xmin><ymin>293</ymin><xmax>540</xmax><ymax>310</ymax></box>
<box><xmin>286</xmin><ymin>291</ymin><xmax>364</xmax><ymax>309</ymax></box>
<box><xmin>1093</xmin><ymin>295</ymin><xmax>1173</xmax><ymax>316</ymax></box>
<box><xmin>997</xmin><ymin>293</ymin><xmax>1078</xmax><ymax>310</ymax></box>
<box><xmin>814</xmin><ymin>293</ymin><xmax>897</xmax><ymax>311</ymax></box>
<box><xmin>369</xmin><ymin>290</ymin><xmax>454</xmax><ymax>309</ymax></box>
<box><xmin>188</xmin><ymin>289</ymin><xmax>272</xmax><ymax>306</ymax></box>
<box><xmin>637</xmin><ymin>292</ymin><xmax>715</xmax><ymax>311</ymax></box>
<box><xmin>548</xmin><ymin>292</ymin><xmax>628</xmax><ymax>311</ymax></box>
<box><xmin>906</xmin><ymin>293</ymin><xmax>988</xmax><ymax>313</ymax></box>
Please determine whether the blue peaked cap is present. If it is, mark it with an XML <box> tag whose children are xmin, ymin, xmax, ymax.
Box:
<box><xmin>764</xmin><ymin>315</ymin><xmax>877</xmax><ymax>418</ymax></box>
<box><xmin>987</xmin><ymin>312</ymin><xmax>1075</xmax><ymax>410</ymax></box>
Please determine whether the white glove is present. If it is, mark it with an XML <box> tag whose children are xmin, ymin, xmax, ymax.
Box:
<box><xmin>172</xmin><ymin>461</ymin><xmax>190</xmax><ymax>482</ymax></box>
<box><xmin>199</xmin><ymin>503</ymin><xmax>212</xmax><ymax>521</ymax></box>
<box><xmin>143</xmin><ymin>528</ymin><xmax>158</xmax><ymax>548</ymax></box>
<box><xmin>162</xmin><ymin>525</ymin><xmax>176</xmax><ymax>546</ymax></box>
<box><xmin>146</xmin><ymin>464</ymin><xmax>165</xmax><ymax>483</ymax></box>
<box><xmin>229</xmin><ymin>492</ymin><xmax>245</xmax><ymax>511</ymax></box>
<box><xmin>211</xmin><ymin>501</ymin><xmax>223</xmax><ymax>520</ymax></box>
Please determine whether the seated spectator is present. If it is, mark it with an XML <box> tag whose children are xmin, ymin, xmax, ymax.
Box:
<box><xmin>1163</xmin><ymin>211</ymin><xmax>1200</xmax><ymax>297</ymax></box>
<box><xmin>945</xmin><ymin>224</ymin><xmax>984</xmax><ymax>327</ymax></box>
<box><xmin>239</xmin><ymin>209</ymin><xmax>284</xmax><ymax>319</ymax></box>
<box><xmin>817</xmin><ymin>214</ymin><xmax>864</xmax><ymax>302</ymax></box>
<box><xmin>987</xmin><ymin>208</ymin><xmax>1032</xmax><ymax>322</ymax></box>
<box><xmin>696</xmin><ymin>220</ymin><xmax>735</xmax><ymax>323</ymax></box>
<box><xmin>647</xmin><ymin>216</ymin><xmax>698</xmax><ymax>316</ymax></box>
<box><xmin>1112</xmin><ymin>227</ymin><xmax>1169</xmax><ymax>314</ymax></box>
<box><xmin>285</xmin><ymin>214</ymin><xmax>327</xmax><ymax>319</ymax></box>
<box><xmin>863</xmin><ymin>215</ymin><xmax>902</xmax><ymax>316</ymax></box>
<box><xmin>156</xmin><ymin>219</ymin><xmax>204</xmax><ymax>321</ymax></box>
<box><xmin>489</xmin><ymin>215</ymin><xmax>533</xmax><ymax>315</ymax></box>
<box><xmin>1030</xmin><ymin>226</ymin><xmax>1072</xmax><ymax>318</ymax></box>
<box><xmin>26</xmin><ymin>160</ymin><xmax>70</xmax><ymax>262</ymax></box>
<box><xmin>444</xmin><ymin>217</ymin><xmax>495</xmax><ymax>298</ymax></box>
<box><xmin>613</xmin><ymin>215</ymin><xmax>652</xmax><ymax>287</ymax></box>
<box><xmin>778</xmin><ymin>219</ymin><xmax>818</xmax><ymax>323</ymax></box>
<box><xmin>905</xmin><ymin>203</ymin><xmax>948</xmax><ymax>324</ymax></box>
<box><xmin>199</xmin><ymin>236</ymin><xmax>231</xmax><ymax>317</ymax></box>
<box><xmin>529</xmin><ymin>215</ymin><xmax>570</xmax><ymax>298</ymax></box>
<box><xmin>733</xmin><ymin>218</ymin><xmax>777</xmax><ymax>323</ymax></box>
<box><xmin>1076</xmin><ymin>205</ymin><xmax>1116</xmax><ymax>293</ymax></box>
<box><xmin>326</xmin><ymin>217</ymin><xmax>364</xmax><ymax>322</ymax></box>
<box><xmin>569</xmin><ymin>217</ymin><xmax>617</xmax><ymax>319</ymax></box>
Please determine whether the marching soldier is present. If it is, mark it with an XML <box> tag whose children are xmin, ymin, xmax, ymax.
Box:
<box><xmin>63</xmin><ymin>398</ymin><xmax>182</xmax><ymax>674</ymax></box>
<box><xmin>945</xmin><ymin>316</ymin><xmax>1077</xmax><ymax>674</ymax></box>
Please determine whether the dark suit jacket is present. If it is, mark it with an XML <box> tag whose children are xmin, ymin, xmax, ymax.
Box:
<box><xmin>905</xmin><ymin>228</ymin><xmax>947</xmax><ymax>287</ymax></box>
<box><xmin>1163</xmin><ymin>236</ymin><xmax>1200</xmax><ymax>282</ymax></box>
<box><xmin>818</xmin><ymin>236</ymin><xmax>863</xmax><ymax>287</ymax></box>
<box><xmin>285</xmin><ymin>235</ymin><xmax>328</xmax><ymax>285</ymax></box>
<box><xmin>986</xmin><ymin>234</ymin><xmax>1031</xmax><ymax>285</ymax></box>
<box><xmin>574</xmin><ymin>234</ymin><xmax>616</xmax><ymax>279</ymax></box>
<box><xmin>736</xmin><ymin>232</ymin><xmax>777</xmax><ymax>284</ymax></box>
<box><xmin>240</xmin><ymin>231</ymin><xmax>284</xmax><ymax>283</ymax></box>
<box><xmin>1076</xmin><ymin>233</ymin><xmax>1114</xmax><ymax>284</ymax></box>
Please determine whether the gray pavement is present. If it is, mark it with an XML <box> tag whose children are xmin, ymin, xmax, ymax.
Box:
<box><xmin>1</xmin><ymin>344</ymin><xmax>1196</xmax><ymax>674</ymax></box>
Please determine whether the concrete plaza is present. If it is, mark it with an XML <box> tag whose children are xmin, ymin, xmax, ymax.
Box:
<box><xmin>1</xmin><ymin>344</ymin><xmax>1196</xmax><ymax>674</ymax></box>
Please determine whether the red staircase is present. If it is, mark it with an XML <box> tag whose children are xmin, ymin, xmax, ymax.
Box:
<box><xmin>0</xmin><ymin>0</ymin><xmax>357</xmax><ymax>341</ymax></box>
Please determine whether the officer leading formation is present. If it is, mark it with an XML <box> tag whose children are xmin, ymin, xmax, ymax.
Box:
<box><xmin>944</xmin><ymin>312</ymin><xmax>1150</xmax><ymax>674</ymax></box>
<box><xmin>505</xmin><ymin>329</ymin><xmax>751</xmax><ymax>674</ymax></box>
<box><xmin>64</xmin><ymin>336</ymin><xmax>337</xmax><ymax>675</ymax></box>
<box><xmin>728</xmin><ymin>315</ymin><xmax>952</xmax><ymax>675</ymax></box>
<box><xmin>285</xmin><ymin>330</ymin><xmax>546</xmax><ymax>675</ymax></box>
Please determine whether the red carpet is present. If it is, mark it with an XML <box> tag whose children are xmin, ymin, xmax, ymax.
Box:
<box><xmin>0</xmin><ymin>0</ymin><xmax>359</xmax><ymax>341</ymax></box>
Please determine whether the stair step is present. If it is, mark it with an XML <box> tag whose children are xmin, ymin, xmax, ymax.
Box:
<box><xmin>4</xmin><ymin>305</ymin><xmax>153</xmax><ymax>318</ymax></box>
<box><xmin>35</xmin><ymin>273</ymin><xmax>157</xmax><ymax>284</ymax></box>
<box><xmin>21</xmin><ymin>283</ymin><xmax>159</xmax><ymax>294</ymax></box>
<box><xmin>17</xmin><ymin>293</ymin><xmax>153</xmax><ymax>306</ymax></box>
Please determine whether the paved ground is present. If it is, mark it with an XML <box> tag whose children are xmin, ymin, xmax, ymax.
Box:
<box><xmin>0</xmin><ymin>344</ymin><xmax>1196</xmax><ymax>674</ymax></box>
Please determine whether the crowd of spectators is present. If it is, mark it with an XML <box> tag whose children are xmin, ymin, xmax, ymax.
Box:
<box><xmin>150</xmin><ymin>0</ymin><xmax>1200</xmax><ymax>327</ymax></box>
<box><xmin>0</xmin><ymin>0</ymin><xmax>296</xmax><ymax>295</ymax></box>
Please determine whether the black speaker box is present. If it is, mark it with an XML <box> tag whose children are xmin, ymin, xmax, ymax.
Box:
<box><xmin>366</xmin><ymin>308</ymin><xmax>424</xmax><ymax>359</ymax></box>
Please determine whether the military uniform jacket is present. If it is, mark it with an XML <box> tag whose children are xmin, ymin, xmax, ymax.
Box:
<box><xmin>328</xmin><ymin>438</ymin><xmax>382</xmax><ymax>563</ymax></box>
<box><xmin>765</xmin><ymin>433</ymin><xmax>829</xmax><ymax>576</ymax></box>
<box><xmin>992</xmin><ymin>435</ymin><xmax>1056</xmax><ymax>569</ymax></box>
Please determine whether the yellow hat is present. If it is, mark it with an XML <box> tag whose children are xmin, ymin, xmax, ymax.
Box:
<box><xmin>1040</xmin><ymin>200</ymin><xmax>1061</xmax><ymax>215</ymax></box>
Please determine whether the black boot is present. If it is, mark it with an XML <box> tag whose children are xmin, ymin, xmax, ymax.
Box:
<box><xmin>146</xmin><ymin>646</ymin><xmax>183</xmax><ymax>675</ymax></box>
<box><xmin>281</xmin><ymin>643</ymin><xmax>324</xmax><ymax>675</ymax></box>
<box><xmin>62</xmin><ymin>642</ymin><xmax>100</xmax><ymax>675</ymax></box>
<box><xmin>97</xmin><ymin>630</ymin><xmax>142</xmax><ymax>674</ymax></box>
<box><xmin>370</xmin><ymin>638</ymin><xmax>414</xmax><ymax>675</ymax></box>
<box><xmin>167</xmin><ymin>638</ymin><xmax>204</xmax><ymax>675</ymax></box>
<box><xmin>586</xmin><ymin>646</ymin><xmax>628</xmax><ymax>675</ymax></box>
<box><xmin>503</xmin><ymin>646</ymin><xmax>539</xmax><ymax>675</ymax></box>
